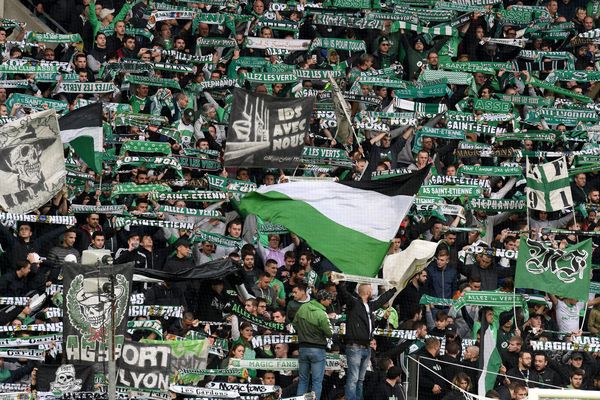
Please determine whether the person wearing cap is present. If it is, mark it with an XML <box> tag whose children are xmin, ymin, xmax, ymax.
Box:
<box><xmin>559</xmin><ymin>351</ymin><xmax>594</xmax><ymax>388</ymax></box>
<box><xmin>293</xmin><ymin>289</ymin><xmax>333</xmax><ymax>400</ymax></box>
<box><xmin>163</xmin><ymin>238</ymin><xmax>194</xmax><ymax>274</ymax></box>
<box><xmin>88</xmin><ymin>0</ymin><xmax>132</xmax><ymax>38</ymax></box>
<box><xmin>373</xmin><ymin>37</ymin><xmax>393</xmax><ymax>70</ymax></box>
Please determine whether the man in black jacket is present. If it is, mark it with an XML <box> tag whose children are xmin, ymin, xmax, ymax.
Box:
<box><xmin>533</xmin><ymin>353</ymin><xmax>561</xmax><ymax>388</ymax></box>
<box><xmin>417</xmin><ymin>338</ymin><xmax>447</xmax><ymax>400</ymax></box>
<box><xmin>335</xmin><ymin>282</ymin><xmax>397</xmax><ymax>400</ymax></box>
<box><xmin>372</xmin><ymin>366</ymin><xmax>406</xmax><ymax>400</ymax></box>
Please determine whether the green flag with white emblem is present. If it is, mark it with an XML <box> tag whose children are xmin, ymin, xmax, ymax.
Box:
<box><xmin>526</xmin><ymin>157</ymin><xmax>573</xmax><ymax>211</ymax></box>
<box><xmin>515</xmin><ymin>238</ymin><xmax>592</xmax><ymax>301</ymax></box>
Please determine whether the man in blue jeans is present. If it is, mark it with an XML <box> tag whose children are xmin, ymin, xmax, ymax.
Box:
<box><xmin>336</xmin><ymin>282</ymin><xmax>397</xmax><ymax>400</ymax></box>
<box><xmin>293</xmin><ymin>289</ymin><xmax>334</xmax><ymax>399</ymax></box>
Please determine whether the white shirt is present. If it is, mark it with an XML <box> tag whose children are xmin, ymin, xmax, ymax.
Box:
<box><xmin>556</xmin><ymin>299</ymin><xmax>583</xmax><ymax>333</ymax></box>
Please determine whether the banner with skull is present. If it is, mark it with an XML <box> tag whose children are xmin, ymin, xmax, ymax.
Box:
<box><xmin>62</xmin><ymin>262</ymin><xmax>134</xmax><ymax>363</ymax></box>
<box><xmin>35</xmin><ymin>363</ymin><xmax>94</xmax><ymax>394</ymax></box>
<box><xmin>224</xmin><ymin>88</ymin><xmax>314</xmax><ymax>168</ymax></box>
<box><xmin>0</xmin><ymin>109</ymin><xmax>66</xmax><ymax>214</ymax></box>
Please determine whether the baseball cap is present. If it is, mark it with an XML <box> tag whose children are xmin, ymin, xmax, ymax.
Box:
<box><xmin>446</xmin><ymin>324</ymin><xmax>457</xmax><ymax>335</ymax></box>
<box><xmin>183</xmin><ymin>108</ymin><xmax>195</xmax><ymax>122</ymax></box>
<box><xmin>571</xmin><ymin>352</ymin><xmax>584</xmax><ymax>360</ymax></box>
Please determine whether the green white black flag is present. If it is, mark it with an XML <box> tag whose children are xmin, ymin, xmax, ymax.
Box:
<box><xmin>515</xmin><ymin>237</ymin><xmax>591</xmax><ymax>301</ymax></box>
<box><xmin>526</xmin><ymin>157</ymin><xmax>573</xmax><ymax>211</ymax></box>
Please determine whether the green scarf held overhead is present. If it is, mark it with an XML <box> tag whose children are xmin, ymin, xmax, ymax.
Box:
<box><xmin>115</xmin><ymin>156</ymin><xmax>184</xmax><ymax>178</ymax></box>
<box><xmin>309</xmin><ymin>37</ymin><xmax>367</xmax><ymax>52</ymax></box>
<box><xmin>494</xmin><ymin>94</ymin><xmax>554</xmax><ymax>107</ymax></box>
<box><xmin>125</xmin><ymin>75</ymin><xmax>181</xmax><ymax>90</ymax></box>
<box><xmin>5</xmin><ymin>93</ymin><xmax>68</xmax><ymax>112</ymax></box>
<box><xmin>119</xmin><ymin>140</ymin><xmax>172</xmax><ymax>156</ymax></box>
<box><xmin>495</xmin><ymin>131</ymin><xmax>557</xmax><ymax>142</ymax></box>
<box><xmin>110</xmin><ymin>183</ymin><xmax>172</xmax><ymax>198</ymax></box>
<box><xmin>525</xmin><ymin>108</ymin><xmax>599</xmax><ymax>126</ymax></box>
<box><xmin>528</xmin><ymin>76</ymin><xmax>593</xmax><ymax>104</ymax></box>
<box><xmin>472</xmin><ymin>98</ymin><xmax>513</xmax><ymax>113</ymax></box>
<box><xmin>196</xmin><ymin>37</ymin><xmax>237</xmax><ymax>48</ymax></box>
<box><xmin>390</xmin><ymin>20</ymin><xmax>456</xmax><ymax>36</ymax></box>
<box><xmin>439</xmin><ymin>61</ymin><xmax>512</xmax><ymax>74</ymax></box>
<box><xmin>114</xmin><ymin>112</ymin><xmax>168</xmax><ymax>127</ymax></box>
<box><xmin>459</xmin><ymin>164</ymin><xmax>522</xmax><ymax>177</ymax></box>
<box><xmin>393</xmin><ymin>78</ymin><xmax>449</xmax><ymax>99</ymax></box>
<box><xmin>242</xmin><ymin>72</ymin><xmax>298</xmax><ymax>85</ymax></box>
<box><xmin>27</xmin><ymin>32</ymin><xmax>82</xmax><ymax>43</ymax></box>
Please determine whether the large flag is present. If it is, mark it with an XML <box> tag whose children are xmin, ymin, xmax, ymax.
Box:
<box><xmin>526</xmin><ymin>157</ymin><xmax>573</xmax><ymax>211</ymax></box>
<box><xmin>225</xmin><ymin>88</ymin><xmax>314</xmax><ymax>167</ymax></box>
<box><xmin>63</xmin><ymin>262</ymin><xmax>134</xmax><ymax>363</ymax></box>
<box><xmin>515</xmin><ymin>237</ymin><xmax>591</xmax><ymax>301</ymax></box>
<box><xmin>238</xmin><ymin>168</ymin><xmax>429</xmax><ymax>276</ymax></box>
<box><xmin>478</xmin><ymin>311</ymin><xmax>502</xmax><ymax>396</ymax></box>
<box><xmin>0</xmin><ymin>109</ymin><xmax>65</xmax><ymax>214</ymax></box>
<box><xmin>59</xmin><ymin>102</ymin><xmax>104</xmax><ymax>173</ymax></box>
<box><xmin>382</xmin><ymin>239</ymin><xmax>439</xmax><ymax>290</ymax></box>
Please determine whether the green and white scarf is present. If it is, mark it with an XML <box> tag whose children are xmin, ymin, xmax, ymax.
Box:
<box><xmin>459</xmin><ymin>164</ymin><xmax>522</xmax><ymax>176</ymax></box>
<box><xmin>309</xmin><ymin>37</ymin><xmax>366</xmax><ymax>52</ymax></box>
<box><xmin>0</xmin><ymin>213</ymin><xmax>76</xmax><ymax>225</ymax></box>
<box><xmin>206</xmin><ymin>174</ymin><xmax>257</xmax><ymax>194</ymax></box>
<box><xmin>120</xmin><ymin>140</ymin><xmax>172</xmax><ymax>156</ymax></box>
<box><xmin>465</xmin><ymin>197</ymin><xmax>527</xmax><ymax>211</ymax></box>
<box><xmin>114</xmin><ymin>112</ymin><xmax>168</xmax><ymax>127</ymax></box>
<box><xmin>114</xmin><ymin>217</ymin><xmax>195</xmax><ymax>230</ymax></box>
<box><xmin>70</xmin><ymin>204</ymin><xmax>127</xmax><ymax>214</ymax></box>
<box><xmin>390</xmin><ymin>20</ymin><xmax>456</xmax><ymax>36</ymax></box>
<box><xmin>149</xmin><ymin>190</ymin><xmax>228</xmax><ymax>202</ymax></box>
<box><xmin>27</xmin><ymin>32</ymin><xmax>82</xmax><ymax>43</ymax></box>
<box><xmin>196</xmin><ymin>37</ymin><xmax>237</xmax><ymax>48</ymax></box>
<box><xmin>54</xmin><ymin>82</ymin><xmax>116</xmax><ymax>93</ymax></box>
<box><xmin>158</xmin><ymin>205</ymin><xmax>223</xmax><ymax>218</ymax></box>
<box><xmin>125</xmin><ymin>75</ymin><xmax>181</xmax><ymax>90</ymax></box>
<box><xmin>5</xmin><ymin>93</ymin><xmax>68</xmax><ymax>111</ymax></box>
<box><xmin>495</xmin><ymin>94</ymin><xmax>554</xmax><ymax>107</ymax></box>
<box><xmin>242</xmin><ymin>72</ymin><xmax>297</xmax><ymax>84</ymax></box>
<box><xmin>110</xmin><ymin>183</ymin><xmax>172</xmax><ymax>198</ymax></box>
<box><xmin>418</xmin><ymin>185</ymin><xmax>482</xmax><ymax>198</ymax></box>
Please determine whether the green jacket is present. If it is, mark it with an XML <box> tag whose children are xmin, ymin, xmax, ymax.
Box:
<box><xmin>293</xmin><ymin>299</ymin><xmax>332</xmax><ymax>348</ymax></box>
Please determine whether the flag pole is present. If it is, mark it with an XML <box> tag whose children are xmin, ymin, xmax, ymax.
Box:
<box><xmin>580</xmin><ymin>301</ymin><xmax>589</xmax><ymax>332</ymax></box>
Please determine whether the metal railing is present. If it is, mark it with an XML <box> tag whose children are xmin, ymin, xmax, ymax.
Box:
<box><xmin>17</xmin><ymin>0</ymin><xmax>69</xmax><ymax>33</ymax></box>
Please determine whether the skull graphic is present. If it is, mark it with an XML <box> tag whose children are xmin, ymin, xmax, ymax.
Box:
<box><xmin>76</xmin><ymin>277</ymin><xmax>125</xmax><ymax>329</ymax></box>
<box><xmin>7</xmin><ymin>144</ymin><xmax>42</xmax><ymax>190</ymax></box>
<box><xmin>50</xmin><ymin>364</ymin><xmax>82</xmax><ymax>393</ymax></box>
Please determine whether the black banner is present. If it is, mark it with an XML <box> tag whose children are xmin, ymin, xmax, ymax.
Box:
<box><xmin>63</xmin><ymin>262</ymin><xmax>134</xmax><ymax>363</ymax></box>
<box><xmin>35</xmin><ymin>363</ymin><xmax>95</xmax><ymax>394</ymax></box>
<box><xmin>117</xmin><ymin>341</ymin><xmax>171</xmax><ymax>391</ymax></box>
<box><xmin>225</xmin><ymin>88</ymin><xmax>314</xmax><ymax>167</ymax></box>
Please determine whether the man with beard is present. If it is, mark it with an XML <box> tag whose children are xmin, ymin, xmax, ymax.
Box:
<box><xmin>394</xmin><ymin>270</ymin><xmax>427</xmax><ymax>321</ymax></box>
<box><xmin>533</xmin><ymin>353</ymin><xmax>561</xmax><ymax>388</ymax></box>
<box><xmin>506</xmin><ymin>350</ymin><xmax>540</xmax><ymax>388</ymax></box>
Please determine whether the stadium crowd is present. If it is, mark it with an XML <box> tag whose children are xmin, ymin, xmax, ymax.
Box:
<box><xmin>1</xmin><ymin>0</ymin><xmax>600</xmax><ymax>398</ymax></box>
